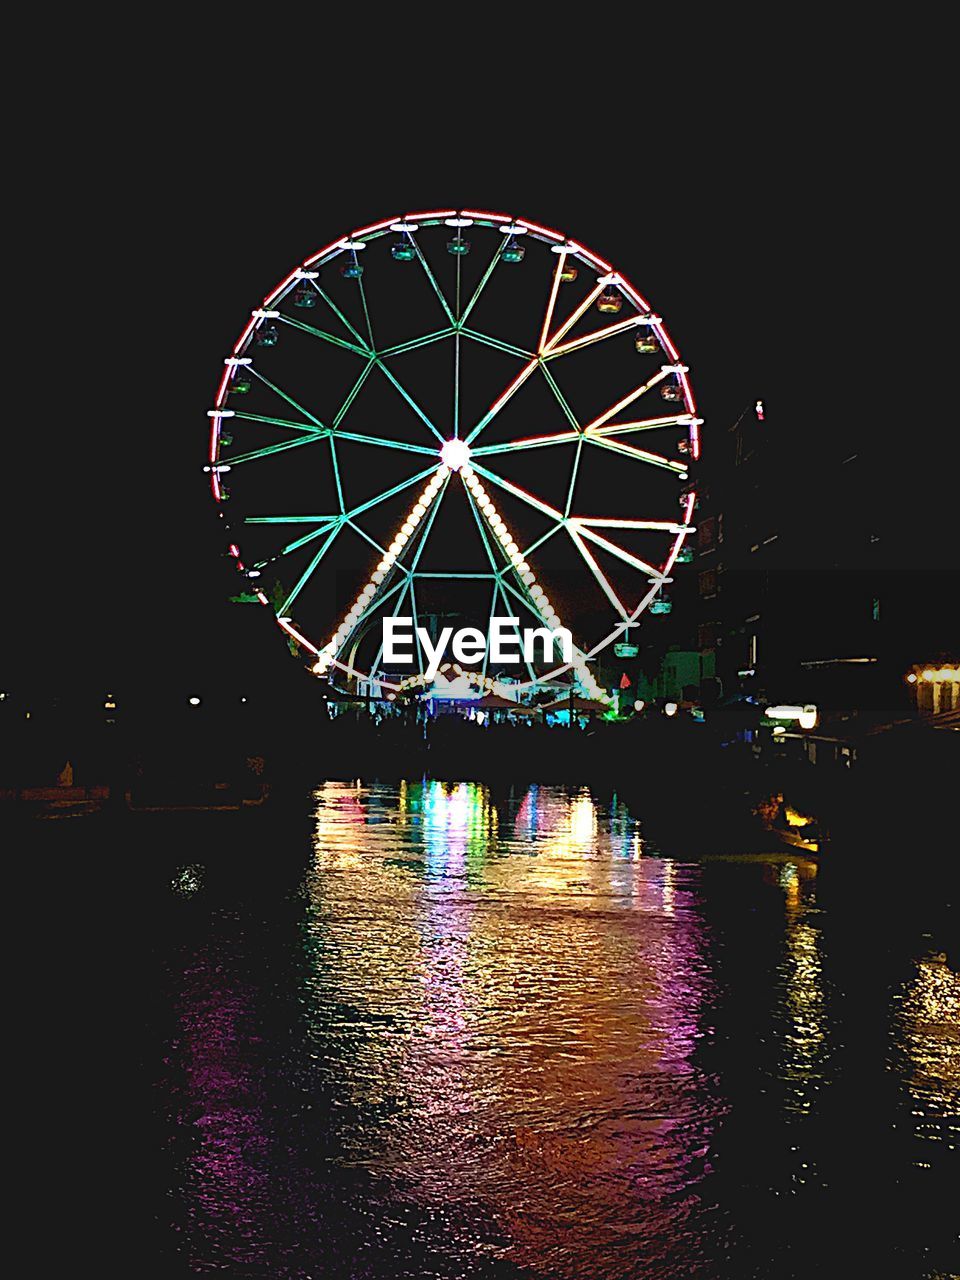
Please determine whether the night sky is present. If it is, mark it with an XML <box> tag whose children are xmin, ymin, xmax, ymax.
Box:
<box><xmin>3</xmin><ymin>56</ymin><xmax>947</xmax><ymax>700</ymax></box>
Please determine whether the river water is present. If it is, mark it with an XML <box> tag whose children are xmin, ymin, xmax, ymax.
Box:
<box><xmin>118</xmin><ymin>781</ymin><xmax>957</xmax><ymax>1277</ymax></box>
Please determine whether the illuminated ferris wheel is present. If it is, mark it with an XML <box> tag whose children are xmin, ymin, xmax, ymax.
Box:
<box><xmin>206</xmin><ymin>210</ymin><xmax>701</xmax><ymax>699</ymax></box>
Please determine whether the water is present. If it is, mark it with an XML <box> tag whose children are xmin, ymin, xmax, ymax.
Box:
<box><xmin>53</xmin><ymin>782</ymin><xmax>960</xmax><ymax>1276</ymax></box>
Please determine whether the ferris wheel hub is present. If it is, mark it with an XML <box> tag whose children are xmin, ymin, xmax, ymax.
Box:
<box><xmin>439</xmin><ymin>438</ymin><xmax>472</xmax><ymax>471</ymax></box>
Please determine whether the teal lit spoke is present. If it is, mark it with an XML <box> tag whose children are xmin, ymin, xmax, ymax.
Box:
<box><xmin>354</xmin><ymin>258</ymin><xmax>377</xmax><ymax>351</ymax></box>
<box><xmin>279</xmin><ymin>519</ymin><xmax>342</xmax><ymax>557</ymax></box>
<box><xmin>460</xmin><ymin>328</ymin><xmax>534</xmax><ymax>360</ymax></box>
<box><xmin>411</xmin><ymin>238</ymin><xmax>455</xmax><ymax>326</ymax></box>
<box><xmin>346</xmin><ymin>518</ymin><xmax>410</xmax><ymax>566</ymax></box>
<box><xmin>499</xmin><ymin>575</ymin><xmax>550</xmax><ymax>631</ymax></box>
<box><xmin>329</xmin><ymin>437</ymin><xmax>345</xmax><ymax>512</ymax></box>
<box><xmin>276</xmin><ymin>313</ymin><xmax>369</xmax><ymax>358</ymax></box>
<box><xmin>458</xmin><ymin>239</ymin><xmax>504</xmax><ymax>327</ymax></box>
<box><xmin>333</xmin><ymin>359</ymin><xmax>376</xmax><ymax>429</ymax></box>
<box><xmin>408</xmin><ymin>580</ymin><xmax>426</xmax><ymax>675</ymax></box>
<box><xmin>369</xmin><ymin>577</ymin><xmax>414</xmax><ymax>675</ymax></box>
<box><xmin>335</xmin><ymin>432</ymin><xmax>436</xmax><ymax>456</ymax></box>
<box><xmin>453</xmin><ymin>327</ymin><xmax>461</xmax><ymax>438</ymax></box>
<box><xmin>279</xmin><ymin>523</ymin><xmax>342</xmax><ymax>615</ymax></box>
<box><xmin>375</xmin><ymin>360</ymin><xmax>446</xmax><ymax>443</ymax></box>
<box><xmin>222</xmin><ymin>435</ymin><xmax>326</xmax><ymax>467</ymax></box>
<box><xmin>248</xmin><ymin>367</ymin><xmax>325</xmax><ymax>428</ymax></box>
<box><xmin>233</xmin><ymin>411</ymin><xmax>324</xmax><ymax>435</ymax></box>
<box><xmin>540</xmin><ymin>364</ymin><xmax>582</xmax><ymax>433</ymax></box>
<box><xmin>481</xmin><ymin>580</ymin><xmax>498</xmax><ymax>679</ymax></box>
<box><xmin>347</xmin><ymin>462</ymin><xmax>439</xmax><ymax>523</ymax></box>
<box><xmin>565</xmin><ymin>435</ymin><xmax>584</xmax><ymax>518</ymax></box>
<box><xmin>494</xmin><ymin>578</ymin><xmax>542</xmax><ymax>685</ymax></box>
<box><xmin>379</xmin><ymin>328</ymin><xmax>455</xmax><ymax>358</ymax></box>
<box><xmin>311</xmin><ymin>283</ymin><xmax>372</xmax><ymax>353</ymax></box>
<box><xmin>246</xmin><ymin>515</ymin><xmax>338</xmax><ymax>524</ymax></box>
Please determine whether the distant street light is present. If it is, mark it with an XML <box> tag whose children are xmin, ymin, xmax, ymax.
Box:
<box><xmin>188</xmin><ymin>696</ymin><xmax>201</xmax><ymax>706</ymax></box>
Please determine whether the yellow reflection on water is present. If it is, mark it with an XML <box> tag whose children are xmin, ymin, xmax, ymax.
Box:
<box><xmin>899</xmin><ymin>956</ymin><xmax>960</xmax><ymax>1133</ymax></box>
<box><xmin>304</xmin><ymin>780</ymin><xmax>715</xmax><ymax>1278</ymax></box>
<box><xmin>777</xmin><ymin>859</ymin><xmax>828</xmax><ymax>1112</ymax></box>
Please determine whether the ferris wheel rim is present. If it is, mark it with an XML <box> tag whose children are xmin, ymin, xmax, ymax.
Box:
<box><xmin>208</xmin><ymin>211</ymin><xmax>700</xmax><ymax>696</ymax></box>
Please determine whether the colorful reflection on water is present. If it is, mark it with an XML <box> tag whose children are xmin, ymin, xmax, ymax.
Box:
<box><xmin>160</xmin><ymin>781</ymin><xmax>960</xmax><ymax>1278</ymax></box>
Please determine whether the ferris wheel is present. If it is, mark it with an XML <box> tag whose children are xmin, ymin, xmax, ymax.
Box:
<box><xmin>206</xmin><ymin>210</ymin><xmax>700</xmax><ymax>700</ymax></box>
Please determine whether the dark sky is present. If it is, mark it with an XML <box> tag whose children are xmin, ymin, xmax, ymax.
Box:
<box><xmin>2</xmin><ymin>49</ymin><xmax>948</xmax><ymax>697</ymax></box>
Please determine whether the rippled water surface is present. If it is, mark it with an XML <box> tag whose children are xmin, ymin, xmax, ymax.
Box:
<box><xmin>143</xmin><ymin>782</ymin><xmax>958</xmax><ymax>1277</ymax></box>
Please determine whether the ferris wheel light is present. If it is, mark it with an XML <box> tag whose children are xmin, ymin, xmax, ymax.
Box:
<box><xmin>294</xmin><ymin>268</ymin><xmax>320</xmax><ymax>280</ymax></box>
<box><xmin>635</xmin><ymin>314</ymin><xmax>662</xmax><ymax>325</ymax></box>
<box><xmin>597</xmin><ymin>273</ymin><xmax>621</xmax><ymax>287</ymax></box>
<box><xmin>390</xmin><ymin>221</ymin><xmax>420</xmax><ymax>233</ymax></box>
<box><xmin>207</xmin><ymin>409</ymin><xmax>235</xmax><ymax>418</ymax></box>
<box><xmin>498</xmin><ymin>223</ymin><xmax>528</xmax><ymax>235</ymax></box>
<box><xmin>661</xmin><ymin>364</ymin><xmax>689</xmax><ymax>374</ymax></box>
<box><xmin>224</xmin><ymin>356</ymin><xmax>252</xmax><ymax>366</ymax></box>
<box><xmin>440</xmin><ymin>438</ymin><xmax>472</xmax><ymax>471</ymax></box>
<box><xmin>339</xmin><ymin>239</ymin><xmax>367</xmax><ymax>250</ymax></box>
<box><xmin>445</xmin><ymin>217</ymin><xmax>474</xmax><ymax>227</ymax></box>
<box><xmin>251</xmin><ymin>309</ymin><xmax>280</xmax><ymax>319</ymax></box>
<box><xmin>551</xmin><ymin>241</ymin><xmax>579</xmax><ymax>254</ymax></box>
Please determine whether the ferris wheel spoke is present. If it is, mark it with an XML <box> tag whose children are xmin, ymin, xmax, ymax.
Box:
<box><xmin>543</xmin><ymin>315</ymin><xmax>646</xmax><ymax>360</ymax></box>
<box><xmin>329</xmin><ymin>437</ymin><xmax>345</xmax><ymax>512</ymax></box>
<box><xmin>464</xmin><ymin>358</ymin><xmax>540</xmax><ymax>446</ymax></box>
<box><xmin>333</xmin><ymin>359</ymin><xmax>377</xmax><ymax>429</ymax></box>
<box><xmin>587</xmin><ymin>413</ymin><xmax>691</xmax><ymax>439</ymax></box>
<box><xmin>278</xmin><ymin>518</ymin><xmax>343</xmax><ymax>558</ymax></box>
<box><xmin>539</xmin><ymin>364</ymin><xmax>582</xmax><ymax>433</ymax></box>
<box><xmin>586</xmin><ymin>434</ymin><xmax>687</xmax><ymax>475</ymax></box>
<box><xmin>369</xmin><ymin>577</ymin><xmax>416</xmax><ymax>676</ymax></box>
<box><xmin>407</xmin><ymin>580</ymin><xmax>427</xmax><ymax>675</ymax></box>
<box><xmin>221</xmin><ymin>434</ymin><xmax>329</xmax><ymax>467</ymax></box>
<box><xmin>278</xmin><ymin>522</ymin><xmax>343</xmax><ymax>615</ymax></box>
<box><xmin>583</xmin><ymin>371</ymin><xmax>671</xmax><ymax>433</ymax></box>
<box><xmin>333</xmin><ymin>432</ymin><xmax>437</xmax><ymax>456</ymax></box>
<box><xmin>492</xmin><ymin>580</ymin><xmax>539</xmax><ymax>684</ymax></box>
<box><xmin>346</xmin><ymin>462</ymin><xmax>441</xmax><ymax>523</ymax></box>
<box><xmin>469</xmin><ymin>461</ymin><xmax>564</xmax><ymax>522</ymax></box>
<box><xmin>541</xmin><ymin>282</ymin><xmax>605</xmax><ymax>353</ymax></box>
<box><xmin>565</xmin><ymin>435</ymin><xmax>585</xmax><ymax>519</ymax></box>
<box><xmin>459</xmin><ymin>328</ymin><xmax>535</xmax><ymax>360</ymax></box>
<box><xmin>248</xmin><ymin>367</ymin><xmax>326</xmax><ymax>428</ymax></box>
<box><xmin>354</xmin><ymin>269</ymin><xmax>377</xmax><ymax>352</ymax></box>
<box><xmin>473</xmin><ymin>429</ymin><xmax>579</xmax><ymax>456</ymax></box>
<box><xmin>374</xmin><ymin>361</ymin><xmax>445</xmax><ymax>443</ymax></box>
<box><xmin>458</xmin><ymin>240</ymin><xmax>505</xmax><ymax>326</ymax></box>
<box><xmin>411</xmin><ymin>239</ymin><xmax>455</xmax><ymax>326</ymax></box>
<box><xmin>232</xmin><ymin>411</ymin><xmax>325</xmax><ymax>436</ymax></box>
<box><xmin>538</xmin><ymin>250</ymin><xmax>567</xmax><ymax>354</ymax></box>
<box><xmin>276</xmin><ymin>314</ymin><xmax>370</xmax><ymax>358</ymax></box>
<box><xmin>453</xmin><ymin>328</ymin><xmax>461</xmax><ymax>438</ymax></box>
<box><xmin>571</xmin><ymin>522</ymin><xmax>661</xmax><ymax>578</ymax></box>
<box><xmin>311</xmin><ymin>286</ymin><xmax>373</xmax><ymax>354</ymax></box>
<box><xmin>378</xmin><ymin>328</ymin><xmax>455</xmax><ymax>358</ymax></box>
<box><xmin>566</xmin><ymin>525</ymin><xmax>631</xmax><ymax>622</ymax></box>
